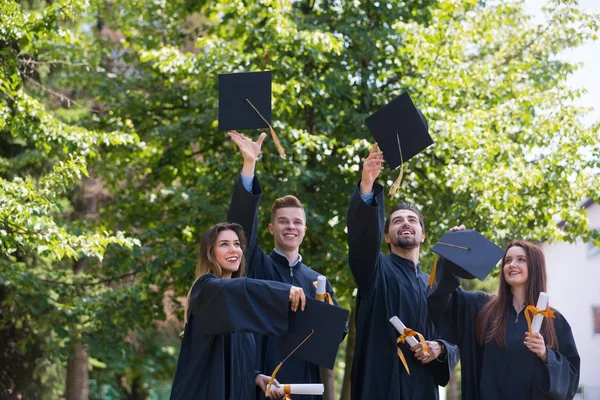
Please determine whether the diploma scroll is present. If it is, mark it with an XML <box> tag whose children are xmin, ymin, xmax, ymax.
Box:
<box><xmin>276</xmin><ymin>383</ymin><xmax>325</xmax><ymax>395</ymax></box>
<box><xmin>316</xmin><ymin>275</ymin><xmax>327</xmax><ymax>296</ymax></box>
<box><xmin>389</xmin><ymin>316</ymin><xmax>418</xmax><ymax>347</ymax></box>
<box><xmin>532</xmin><ymin>292</ymin><xmax>549</xmax><ymax>334</ymax></box>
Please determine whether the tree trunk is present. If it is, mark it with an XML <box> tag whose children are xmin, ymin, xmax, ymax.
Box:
<box><xmin>65</xmin><ymin>342</ymin><xmax>89</xmax><ymax>400</ymax></box>
<box><xmin>446</xmin><ymin>368</ymin><xmax>459</xmax><ymax>400</ymax></box>
<box><xmin>340</xmin><ymin>303</ymin><xmax>356</xmax><ymax>400</ymax></box>
<box><xmin>66</xmin><ymin>177</ymin><xmax>103</xmax><ymax>400</ymax></box>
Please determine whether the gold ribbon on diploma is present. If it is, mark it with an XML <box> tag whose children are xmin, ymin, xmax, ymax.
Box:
<box><xmin>396</xmin><ymin>328</ymin><xmax>428</xmax><ymax>376</ymax></box>
<box><xmin>282</xmin><ymin>385</ymin><xmax>292</xmax><ymax>400</ymax></box>
<box><xmin>312</xmin><ymin>280</ymin><xmax>334</xmax><ymax>305</ymax></box>
<box><xmin>244</xmin><ymin>98</ymin><xmax>286</xmax><ymax>159</ymax></box>
<box><xmin>265</xmin><ymin>330</ymin><xmax>314</xmax><ymax>398</ymax></box>
<box><xmin>524</xmin><ymin>305</ymin><xmax>556</xmax><ymax>337</ymax></box>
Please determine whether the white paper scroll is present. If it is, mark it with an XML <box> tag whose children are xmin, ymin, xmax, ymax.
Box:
<box><xmin>316</xmin><ymin>275</ymin><xmax>327</xmax><ymax>296</ymax></box>
<box><xmin>277</xmin><ymin>383</ymin><xmax>325</xmax><ymax>395</ymax></box>
<box><xmin>532</xmin><ymin>292</ymin><xmax>549</xmax><ymax>334</ymax></box>
<box><xmin>389</xmin><ymin>316</ymin><xmax>418</xmax><ymax>347</ymax></box>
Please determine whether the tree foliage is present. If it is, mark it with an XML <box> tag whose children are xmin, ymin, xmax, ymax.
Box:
<box><xmin>1</xmin><ymin>0</ymin><xmax>598</xmax><ymax>397</ymax></box>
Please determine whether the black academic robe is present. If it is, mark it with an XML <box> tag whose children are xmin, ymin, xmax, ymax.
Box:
<box><xmin>170</xmin><ymin>274</ymin><xmax>291</xmax><ymax>400</ymax></box>
<box><xmin>347</xmin><ymin>182</ymin><xmax>459</xmax><ymax>400</ymax></box>
<box><xmin>427</xmin><ymin>258</ymin><xmax>581</xmax><ymax>400</ymax></box>
<box><xmin>227</xmin><ymin>175</ymin><xmax>342</xmax><ymax>400</ymax></box>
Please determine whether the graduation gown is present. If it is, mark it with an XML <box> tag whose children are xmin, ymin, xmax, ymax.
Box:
<box><xmin>227</xmin><ymin>175</ymin><xmax>342</xmax><ymax>399</ymax></box>
<box><xmin>347</xmin><ymin>182</ymin><xmax>459</xmax><ymax>400</ymax></box>
<box><xmin>427</xmin><ymin>258</ymin><xmax>581</xmax><ymax>400</ymax></box>
<box><xmin>170</xmin><ymin>274</ymin><xmax>291</xmax><ymax>400</ymax></box>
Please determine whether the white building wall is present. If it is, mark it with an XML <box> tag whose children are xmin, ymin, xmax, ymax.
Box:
<box><xmin>541</xmin><ymin>202</ymin><xmax>600</xmax><ymax>400</ymax></box>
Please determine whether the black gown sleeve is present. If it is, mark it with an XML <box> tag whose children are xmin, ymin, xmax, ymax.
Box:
<box><xmin>189</xmin><ymin>274</ymin><xmax>291</xmax><ymax>336</ymax></box>
<box><xmin>426</xmin><ymin>339</ymin><xmax>460</xmax><ymax>387</ymax></box>
<box><xmin>227</xmin><ymin>175</ymin><xmax>264</xmax><ymax>278</ymax></box>
<box><xmin>534</xmin><ymin>311</ymin><xmax>580</xmax><ymax>399</ymax></box>
<box><xmin>346</xmin><ymin>181</ymin><xmax>385</xmax><ymax>290</ymax></box>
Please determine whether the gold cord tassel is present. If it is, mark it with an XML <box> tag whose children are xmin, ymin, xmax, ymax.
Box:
<box><xmin>389</xmin><ymin>133</ymin><xmax>404</xmax><ymax>196</ymax></box>
<box><xmin>245</xmin><ymin>98</ymin><xmax>286</xmax><ymax>159</ymax></box>
<box><xmin>389</xmin><ymin>167</ymin><xmax>404</xmax><ymax>197</ymax></box>
<box><xmin>428</xmin><ymin>256</ymin><xmax>438</xmax><ymax>287</ymax></box>
<box><xmin>265</xmin><ymin>330</ymin><xmax>314</xmax><ymax>397</ymax></box>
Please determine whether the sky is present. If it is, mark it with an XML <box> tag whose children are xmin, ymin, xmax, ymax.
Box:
<box><xmin>525</xmin><ymin>0</ymin><xmax>600</xmax><ymax>127</ymax></box>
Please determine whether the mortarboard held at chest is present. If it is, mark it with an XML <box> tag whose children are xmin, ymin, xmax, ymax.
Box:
<box><xmin>281</xmin><ymin>296</ymin><xmax>349</xmax><ymax>370</ymax></box>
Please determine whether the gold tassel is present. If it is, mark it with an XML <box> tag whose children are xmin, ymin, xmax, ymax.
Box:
<box><xmin>388</xmin><ymin>133</ymin><xmax>404</xmax><ymax>196</ymax></box>
<box><xmin>245</xmin><ymin>98</ymin><xmax>286</xmax><ymax>159</ymax></box>
<box><xmin>388</xmin><ymin>166</ymin><xmax>404</xmax><ymax>197</ymax></box>
<box><xmin>428</xmin><ymin>256</ymin><xmax>438</xmax><ymax>287</ymax></box>
<box><xmin>265</xmin><ymin>330</ymin><xmax>314</xmax><ymax>397</ymax></box>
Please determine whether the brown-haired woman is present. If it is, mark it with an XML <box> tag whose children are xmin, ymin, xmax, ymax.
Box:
<box><xmin>428</xmin><ymin>239</ymin><xmax>580</xmax><ymax>400</ymax></box>
<box><xmin>170</xmin><ymin>222</ymin><xmax>306</xmax><ymax>400</ymax></box>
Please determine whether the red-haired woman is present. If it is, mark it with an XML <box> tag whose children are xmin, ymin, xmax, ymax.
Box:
<box><xmin>428</xmin><ymin>239</ymin><xmax>580</xmax><ymax>400</ymax></box>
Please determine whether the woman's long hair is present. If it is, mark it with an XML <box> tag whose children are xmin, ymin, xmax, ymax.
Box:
<box><xmin>474</xmin><ymin>240</ymin><xmax>558</xmax><ymax>349</ymax></box>
<box><xmin>183</xmin><ymin>222</ymin><xmax>247</xmax><ymax>323</ymax></box>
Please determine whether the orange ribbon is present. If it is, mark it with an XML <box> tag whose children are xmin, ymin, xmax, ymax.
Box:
<box><xmin>282</xmin><ymin>385</ymin><xmax>292</xmax><ymax>400</ymax></box>
<box><xmin>316</xmin><ymin>292</ymin><xmax>333</xmax><ymax>305</ymax></box>
<box><xmin>396</xmin><ymin>328</ymin><xmax>428</xmax><ymax>375</ymax></box>
<box><xmin>265</xmin><ymin>330</ymin><xmax>314</xmax><ymax>398</ymax></box>
<box><xmin>312</xmin><ymin>280</ymin><xmax>334</xmax><ymax>305</ymax></box>
<box><xmin>524</xmin><ymin>305</ymin><xmax>556</xmax><ymax>337</ymax></box>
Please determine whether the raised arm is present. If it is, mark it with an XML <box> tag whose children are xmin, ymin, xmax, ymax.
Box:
<box><xmin>227</xmin><ymin>131</ymin><xmax>267</xmax><ymax>277</ymax></box>
<box><xmin>347</xmin><ymin>144</ymin><xmax>385</xmax><ymax>290</ymax></box>
<box><xmin>189</xmin><ymin>274</ymin><xmax>306</xmax><ymax>336</ymax></box>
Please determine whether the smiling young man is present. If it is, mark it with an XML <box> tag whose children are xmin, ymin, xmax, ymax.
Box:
<box><xmin>346</xmin><ymin>144</ymin><xmax>458</xmax><ymax>400</ymax></box>
<box><xmin>226</xmin><ymin>131</ymin><xmax>340</xmax><ymax>400</ymax></box>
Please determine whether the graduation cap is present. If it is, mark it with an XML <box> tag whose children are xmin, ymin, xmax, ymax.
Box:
<box><xmin>429</xmin><ymin>230</ymin><xmax>505</xmax><ymax>285</ymax></box>
<box><xmin>266</xmin><ymin>297</ymin><xmax>348</xmax><ymax>396</ymax></box>
<box><xmin>364</xmin><ymin>92</ymin><xmax>433</xmax><ymax>195</ymax></box>
<box><xmin>281</xmin><ymin>296</ymin><xmax>348</xmax><ymax>369</ymax></box>
<box><xmin>218</xmin><ymin>71</ymin><xmax>286</xmax><ymax>158</ymax></box>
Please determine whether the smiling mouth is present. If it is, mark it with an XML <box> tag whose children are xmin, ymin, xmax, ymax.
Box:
<box><xmin>399</xmin><ymin>230</ymin><xmax>413</xmax><ymax>236</ymax></box>
<box><xmin>508</xmin><ymin>271</ymin><xmax>521</xmax><ymax>276</ymax></box>
<box><xmin>225</xmin><ymin>257</ymin><xmax>239</xmax><ymax>262</ymax></box>
<box><xmin>283</xmin><ymin>233</ymin><xmax>297</xmax><ymax>238</ymax></box>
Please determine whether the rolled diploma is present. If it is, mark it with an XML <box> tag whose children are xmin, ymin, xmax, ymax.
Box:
<box><xmin>532</xmin><ymin>292</ymin><xmax>549</xmax><ymax>334</ymax></box>
<box><xmin>389</xmin><ymin>316</ymin><xmax>418</xmax><ymax>347</ymax></box>
<box><xmin>316</xmin><ymin>275</ymin><xmax>327</xmax><ymax>296</ymax></box>
<box><xmin>278</xmin><ymin>384</ymin><xmax>325</xmax><ymax>395</ymax></box>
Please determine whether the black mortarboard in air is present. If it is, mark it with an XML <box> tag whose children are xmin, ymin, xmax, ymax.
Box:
<box><xmin>218</xmin><ymin>71</ymin><xmax>286</xmax><ymax>158</ymax></box>
<box><xmin>281</xmin><ymin>296</ymin><xmax>348</xmax><ymax>369</ymax></box>
<box><xmin>364</xmin><ymin>92</ymin><xmax>433</xmax><ymax>195</ymax></box>
<box><xmin>431</xmin><ymin>230</ymin><xmax>505</xmax><ymax>281</ymax></box>
<box><xmin>365</xmin><ymin>92</ymin><xmax>432</xmax><ymax>172</ymax></box>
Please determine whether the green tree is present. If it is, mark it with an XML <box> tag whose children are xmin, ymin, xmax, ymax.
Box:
<box><xmin>2</xmin><ymin>0</ymin><xmax>599</xmax><ymax>398</ymax></box>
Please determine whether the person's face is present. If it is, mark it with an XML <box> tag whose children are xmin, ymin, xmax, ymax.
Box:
<box><xmin>212</xmin><ymin>230</ymin><xmax>243</xmax><ymax>278</ymax></box>
<box><xmin>269</xmin><ymin>207</ymin><xmax>307</xmax><ymax>252</ymax></box>
<box><xmin>503</xmin><ymin>246</ymin><xmax>529</xmax><ymax>288</ymax></box>
<box><xmin>384</xmin><ymin>209</ymin><xmax>425</xmax><ymax>250</ymax></box>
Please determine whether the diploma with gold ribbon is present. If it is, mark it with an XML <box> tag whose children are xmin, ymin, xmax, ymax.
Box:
<box><xmin>313</xmin><ymin>275</ymin><xmax>333</xmax><ymax>305</ymax></box>
<box><xmin>272</xmin><ymin>383</ymin><xmax>324</xmax><ymax>399</ymax></box>
<box><xmin>389</xmin><ymin>316</ymin><xmax>429</xmax><ymax>375</ymax></box>
<box><xmin>524</xmin><ymin>292</ymin><xmax>556</xmax><ymax>336</ymax></box>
